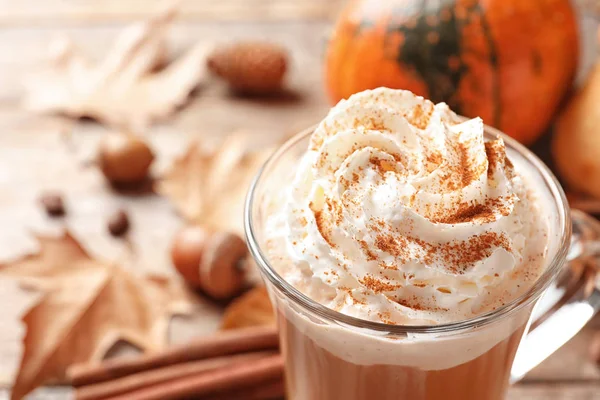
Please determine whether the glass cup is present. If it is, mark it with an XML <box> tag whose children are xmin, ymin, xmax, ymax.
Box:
<box><xmin>245</xmin><ymin>124</ymin><xmax>600</xmax><ymax>400</ymax></box>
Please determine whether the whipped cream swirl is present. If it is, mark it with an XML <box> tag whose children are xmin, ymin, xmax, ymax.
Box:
<box><xmin>272</xmin><ymin>88</ymin><xmax>545</xmax><ymax>324</ymax></box>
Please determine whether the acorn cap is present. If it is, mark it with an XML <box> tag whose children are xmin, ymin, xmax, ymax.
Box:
<box><xmin>207</xmin><ymin>41</ymin><xmax>288</xmax><ymax>95</ymax></box>
<box><xmin>199</xmin><ymin>231</ymin><xmax>248</xmax><ymax>300</ymax></box>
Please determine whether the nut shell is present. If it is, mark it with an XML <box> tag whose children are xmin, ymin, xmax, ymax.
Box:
<box><xmin>39</xmin><ymin>192</ymin><xmax>66</xmax><ymax>217</ymax></box>
<box><xmin>170</xmin><ymin>225</ymin><xmax>210</xmax><ymax>287</ymax></box>
<box><xmin>207</xmin><ymin>42</ymin><xmax>287</xmax><ymax>95</ymax></box>
<box><xmin>199</xmin><ymin>232</ymin><xmax>247</xmax><ymax>300</ymax></box>
<box><xmin>108</xmin><ymin>209</ymin><xmax>130</xmax><ymax>237</ymax></box>
<box><xmin>98</xmin><ymin>133</ymin><xmax>155</xmax><ymax>184</ymax></box>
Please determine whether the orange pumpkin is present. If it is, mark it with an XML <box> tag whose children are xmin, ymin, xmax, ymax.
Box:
<box><xmin>553</xmin><ymin>63</ymin><xmax>600</xmax><ymax>198</ymax></box>
<box><xmin>325</xmin><ymin>0</ymin><xmax>579</xmax><ymax>144</ymax></box>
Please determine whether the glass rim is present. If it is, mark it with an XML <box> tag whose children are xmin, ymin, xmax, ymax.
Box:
<box><xmin>244</xmin><ymin>122</ymin><xmax>572</xmax><ymax>334</ymax></box>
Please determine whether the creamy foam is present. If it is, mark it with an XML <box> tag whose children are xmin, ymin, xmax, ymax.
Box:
<box><xmin>266</xmin><ymin>88</ymin><xmax>551</xmax><ymax>326</ymax></box>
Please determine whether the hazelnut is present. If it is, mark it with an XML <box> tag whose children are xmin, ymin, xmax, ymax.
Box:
<box><xmin>170</xmin><ymin>226</ymin><xmax>248</xmax><ymax>299</ymax></box>
<box><xmin>170</xmin><ymin>225</ymin><xmax>210</xmax><ymax>288</ymax></box>
<box><xmin>98</xmin><ymin>133</ymin><xmax>154</xmax><ymax>184</ymax></box>
<box><xmin>199</xmin><ymin>232</ymin><xmax>248</xmax><ymax>300</ymax></box>
<box><xmin>39</xmin><ymin>192</ymin><xmax>65</xmax><ymax>217</ymax></box>
<box><xmin>108</xmin><ymin>209</ymin><xmax>130</xmax><ymax>237</ymax></box>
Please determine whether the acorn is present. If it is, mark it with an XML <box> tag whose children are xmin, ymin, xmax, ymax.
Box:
<box><xmin>171</xmin><ymin>225</ymin><xmax>209</xmax><ymax>287</ymax></box>
<box><xmin>199</xmin><ymin>231</ymin><xmax>248</xmax><ymax>300</ymax></box>
<box><xmin>39</xmin><ymin>191</ymin><xmax>66</xmax><ymax>217</ymax></box>
<box><xmin>98</xmin><ymin>133</ymin><xmax>154</xmax><ymax>185</ymax></box>
<box><xmin>207</xmin><ymin>41</ymin><xmax>288</xmax><ymax>95</ymax></box>
<box><xmin>171</xmin><ymin>226</ymin><xmax>247</xmax><ymax>300</ymax></box>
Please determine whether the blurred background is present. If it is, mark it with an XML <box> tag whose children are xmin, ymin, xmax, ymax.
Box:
<box><xmin>0</xmin><ymin>1</ymin><xmax>599</xmax><ymax>399</ymax></box>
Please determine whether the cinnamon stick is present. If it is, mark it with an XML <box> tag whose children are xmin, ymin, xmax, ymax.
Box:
<box><xmin>102</xmin><ymin>353</ymin><xmax>283</xmax><ymax>400</ymax></box>
<box><xmin>200</xmin><ymin>379</ymin><xmax>284</xmax><ymax>400</ymax></box>
<box><xmin>75</xmin><ymin>351</ymin><xmax>276</xmax><ymax>400</ymax></box>
<box><xmin>69</xmin><ymin>326</ymin><xmax>278</xmax><ymax>387</ymax></box>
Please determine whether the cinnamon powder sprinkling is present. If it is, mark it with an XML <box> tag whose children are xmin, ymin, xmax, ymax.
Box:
<box><xmin>313</xmin><ymin>209</ymin><xmax>335</xmax><ymax>248</ymax></box>
<box><xmin>426</xmin><ymin>151</ymin><xmax>443</xmax><ymax>166</ymax></box>
<box><xmin>457</xmin><ymin>142</ymin><xmax>477</xmax><ymax>188</ymax></box>
<box><xmin>485</xmin><ymin>140</ymin><xmax>503</xmax><ymax>178</ymax></box>
<box><xmin>340</xmin><ymin>287</ymin><xmax>366</xmax><ymax>305</ymax></box>
<box><xmin>359</xmin><ymin>275</ymin><xmax>401</xmax><ymax>293</ymax></box>
<box><xmin>393</xmin><ymin>297</ymin><xmax>427</xmax><ymax>311</ymax></box>
<box><xmin>434</xmin><ymin>202</ymin><xmax>493</xmax><ymax>224</ymax></box>
<box><xmin>392</xmin><ymin>296</ymin><xmax>449</xmax><ymax>312</ymax></box>
<box><xmin>374</xmin><ymin>234</ymin><xmax>409</xmax><ymax>264</ymax></box>
<box><xmin>379</xmin><ymin>261</ymin><xmax>399</xmax><ymax>270</ymax></box>
<box><xmin>431</xmin><ymin>197</ymin><xmax>512</xmax><ymax>224</ymax></box>
<box><xmin>374</xmin><ymin>227</ymin><xmax>512</xmax><ymax>274</ymax></box>
<box><xmin>326</xmin><ymin>197</ymin><xmax>343</xmax><ymax>226</ymax></box>
<box><xmin>377</xmin><ymin>311</ymin><xmax>395</xmax><ymax>325</ymax></box>
<box><xmin>436</xmin><ymin>133</ymin><xmax>489</xmax><ymax>192</ymax></box>
<box><xmin>438</xmin><ymin>232</ymin><xmax>511</xmax><ymax>274</ymax></box>
<box><xmin>362</xmin><ymin>116</ymin><xmax>387</xmax><ymax>131</ymax></box>
<box><xmin>311</xmin><ymin>197</ymin><xmax>345</xmax><ymax>248</ymax></box>
<box><xmin>309</xmin><ymin>134</ymin><xmax>324</xmax><ymax>151</ymax></box>
<box><xmin>358</xmin><ymin>239</ymin><xmax>377</xmax><ymax>261</ymax></box>
<box><xmin>404</xmin><ymin>103</ymin><xmax>433</xmax><ymax>129</ymax></box>
<box><xmin>485</xmin><ymin>138</ymin><xmax>514</xmax><ymax>178</ymax></box>
<box><xmin>369</xmin><ymin>156</ymin><xmax>398</xmax><ymax>178</ymax></box>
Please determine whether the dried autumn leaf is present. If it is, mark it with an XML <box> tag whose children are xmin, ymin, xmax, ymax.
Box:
<box><xmin>156</xmin><ymin>134</ymin><xmax>273</xmax><ymax>235</ymax></box>
<box><xmin>23</xmin><ymin>5</ymin><xmax>209</xmax><ymax>132</ymax></box>
<box><xmin>0</xmin><ymin>232</ymin><xmax>193</xmax><ymax>400</ymax></box>
<box><xmin>221</xmin><ymin>286</ymin><xmax>275</xmax><ymax>330</ymax></box>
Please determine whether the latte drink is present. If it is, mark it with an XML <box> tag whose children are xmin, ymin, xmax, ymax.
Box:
<box><xmin>279</xmin><ymin>311</ymin><xmax>527</xmax><ymax>400</ymax></box>
<box><xmin>254</xmin><ymin>88</ymin><xmax>560</xmax><ymax>400</ymax></box>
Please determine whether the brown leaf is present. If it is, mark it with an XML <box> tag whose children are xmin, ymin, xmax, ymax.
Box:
<box><xmin>220</xmin><ymin>286</ymin><xmax>275</xmax><ymax>330</ymax></box>
<box><xmin>23</xmin><ymin>4</ymin><xmax>209</xmax><ymax>132</ymax></box>
<box><xmin>0</xmin><ymin>232</ymin><xmax>193</xmax><ymax>400</ymax></box>
<box><xmin>156</xmin><ymin>134</ymin><xmax>273</xmax><ymax>235</ymax></box>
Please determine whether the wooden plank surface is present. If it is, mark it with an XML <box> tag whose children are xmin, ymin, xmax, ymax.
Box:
<box><xmin>0</xmin><ymin>1</ymin><xmax>597</xmax><ymax>399</ymax></box>
<box><xmin>6</xmin><ymin>384</ymin><xmax>600</xmax><ymax>400</ymax></box>
<box><xmin>0</xmin><ymin>0</ymin><xmax>345</xmax><ymax>24</ymax></box>
<box><xmin>509</xmin><ymin>383</ymin><xmax>600</xmax><ymax>400</ymax></box>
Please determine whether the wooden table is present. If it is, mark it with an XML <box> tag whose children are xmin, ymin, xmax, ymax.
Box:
<box><xmin>0</xmin><ymin>1</ymin><xmax>598</xmax><ymax>399</ymax></box>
